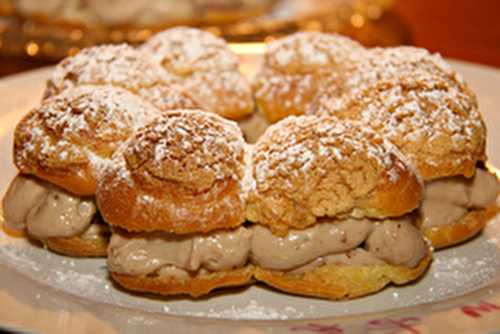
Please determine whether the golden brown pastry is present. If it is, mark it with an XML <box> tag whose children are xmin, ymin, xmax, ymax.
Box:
<box><xmin>7</xmin><ymin>85</ymin><xmax>160</xmax><ymax>257</ymax></box>
<box><xmin>311</xmin><ymin>46</ymin><xmax>498</xmax><ymax>248</ymax></box>
<box><xmin>97</xmin><ymin>109</ymin><xmax>254</xmax><ymax>297</ymax></box>
<box><xmin>246</xmin><ymin>116</ymin><xmax>431</xmax><ymax>300</ymax></box>
<box><xmin>14</xmin><ymin>85</ymin><xmax>161</xmax><ymax>196</ymax></box>
<box><xmin>253</xmin><ymin>32</ymin><xmax>365</xmax><ymax>123</ymax></box>
<box><xmin>141</xmin><ymin>27</ymin><xmax>254</xmax><ymax>120</ymax></box>
<box><xmin>44</xmin><ymin>44</ymin><xmax>199</xmax><ymax>112</ymax></box>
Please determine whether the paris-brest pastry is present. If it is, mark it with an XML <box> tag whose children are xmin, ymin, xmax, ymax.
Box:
<box><xmin>246</xmin><ymin>116</ymin><xmax>431</xmax><ymax>299</ymax></box>
<box><xmin>1</xmin><ymin>28</ymin><xmax>498</xmax><ymax>300</ymax></box>
<box><xmin>97</xmin><ymin>110</ymin><xmax>254</xmax><ymax>297</ymax></box>
<box><xmin>311</xmin><ymin>46</ymin><xmax>499</xmax><ymax>248</ymax></box>
<box><xmin>3</xmin><ymin>86</ymin><xmax>162</xmax><ymax>256</ymax></box>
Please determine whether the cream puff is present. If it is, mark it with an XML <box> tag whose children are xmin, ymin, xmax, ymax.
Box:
<box><xmin>44</xmin><ymin>44</ymin><xmax>199</xmax><ymax>112</ymax></box>
<box><xmin>140</xmin><ymin>27</ymin><xmax>254</xmax><ymax>120</ymax></box>
<box><xmin>253</xmin><ymin>32</ymin><xmax>365</xmax><ymax>123</ymax></box>
<box><xmin>97</xmin><ymin>110</ymin><xmax>254</xmax><ymax>297</ymax></box>
<box><xmin>4</xmin><ymin>85</ymin><xmax>161</xmax><ymax>256</ymax></box>
<box><xmin>246</xmin><ymin>116</ymin><xmax>431</xmax><ymax>300</ymax></box>
<box><xmin>311</xmin><ymin>47</ymin><xmax>499</xmax><ymax>249</ymax></box>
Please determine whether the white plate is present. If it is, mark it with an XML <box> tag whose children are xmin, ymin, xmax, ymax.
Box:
<box><xmin>0</xmin><ymin>56</ymin><xmax>500</xmax><ymax>334</ymax></box>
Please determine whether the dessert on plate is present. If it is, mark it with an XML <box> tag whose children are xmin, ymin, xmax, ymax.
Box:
<box><xmin>98</xmin><ymin>110</ymin><xmax>254</xmax><ymax>297</ymax></box>
<box><xmin>1</xmin><ymin>28</ymin><xmax>498</xmax><ymax>300</ymax></box>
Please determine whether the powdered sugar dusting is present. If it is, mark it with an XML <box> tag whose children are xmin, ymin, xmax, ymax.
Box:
<box><xmin>122</xmin><ymin>110</ymin><xmax>245</xmax><ymax>192</ymax></box>
<box><xmin>254</xmin><ymin>32</ymin><xmax>365</xmax><ymax>120</ymax></box>
<box><xmin>253</xmin><ymin>116</ymin><xmax>400</xmax><ymax>192</ymax></box>
<box><xmin>14</xmin><ymin>85</ymin><xmax>161</xmax><ymax>177</ymax></box>
<box><xmin>142</xmin><ymin>27</ymin><xmax>253</xmax><ymax>119</ymax></box>
<box><xmin>313</xmin><ymin>46</ymin><xmax>485</xmax><ymax>177</ymax></box>
<box><xmin>141</xmin><ymin>27</ymin><xmax>238</xmax><ymax>75</ymax></box>
<box><xmin>44</xmin><ymin>44</ymin><xmax>199</xmax><ymax>112</ymax></box>
<box><xmin>266</xmin><ymin>32</ymin><xmax>365</xmax><ymax>71</ymax></box>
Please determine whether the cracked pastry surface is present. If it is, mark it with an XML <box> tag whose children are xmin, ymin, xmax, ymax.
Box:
<box><xmin>141</xmin><ymin>27</ymin><xmax>254</xmax><ymax>120</ymax></box>
<box><xmin>14</xmin><ymin>85</ymin><xmax>161</xmax><ymax>195</ymax></box>
<box><xmin>246</xmin><ymin>115</ymin><xmax>423</xmax><ymax>235</ymax></box>
<box><xmin>311</xmin><ymin>46</ymin><xmax>486</xmax><ymax>181</ymax></box>
<box><xmin>96</xmin><ymin>109</ymin><xmax>247</xmax><ymax>234</ymax></box>
<box><xmin>44</xmin><ymin>44</ymin><xmax>199</xmax><ymax>112</ymax></box>
<box><xmin>309</xmin><ymin>45</ymin><xmax>495</xmax><ymax>248</ymax></box>
<box><xmin>253</xmin><ymin>32</ymin><xmax>366</xmax><ymax>123</ymax></box>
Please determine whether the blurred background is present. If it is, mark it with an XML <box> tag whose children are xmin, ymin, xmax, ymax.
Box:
<box><xmin>0</xmin><ymin>0</ymin><xmax>498</xmax><ymax>77</ymax></box>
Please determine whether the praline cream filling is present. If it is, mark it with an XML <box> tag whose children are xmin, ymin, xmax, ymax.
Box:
<box><xmin>108</xmin><ymin>215</ymin><xmax>428</xmax><ymax>279</ymax></box>
<box><xmin>107</xmin><ymin>226</ymin><xmax>252</xmax><ymax>279</ymax></box>
<box><xmin>420</xmin><ymin>168</ymin><xmax>499</xmax><ymax>229</ymax></box>
<box><xmin>251</xmin><ymin>216</ymin><xmax>428</xmax><ymax>273</ymax></box>
<box><xmin>2</xmin><ymin>174</ymin><xmax>98</xmax><ymax>239</ymax></box>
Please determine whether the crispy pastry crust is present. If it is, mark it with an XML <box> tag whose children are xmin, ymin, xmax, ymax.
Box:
<box><xmin>14</xmin><ymin>86</ymin><xmax>161</xmax><ymax>196</ymax></box>
<box><xmin>97</xmin><ymin>110</ymin><xmax>247</xmax><ymax>234</ymax></box>
<box><xmin>254</xmin><ymin>252</ymin><xmax>432</xmax><ymax>300</ymax></box>
<box><xmin>110</xmin><ymin>265</ymin><xmax>255</xmax><ymax>298</ymax></box>
<box><xmin>141</xmin><ymin>27</ymin><xmax>254</xmax><ymax>120</ymax></box>
<box><xmin>45</xmin><ymin>234</ymin><xmax>108</xmax><ymax>257</ymax></box>
<box><xmin>311</xmin><ymin>46</ymin><xmax>486</xmax><ymax>181</ymax></box>
<box><xmin>44</xmin><ymin>44</ymin><xmax>199</xmax><ymax>112</ymax></box>
<box><xmin>246</xmin><ymin>116</ymin><xmax>423</xmax><ymax>235</ymax></box>
<box><xmin>253</xmin><ymin>32</ymin><xmax>365</xmax><ymax>123</ymax></box>
<box><xmin>423</xmin><ymin>204</ymin><xmax>499</xmax><ymax>249</ymax></box>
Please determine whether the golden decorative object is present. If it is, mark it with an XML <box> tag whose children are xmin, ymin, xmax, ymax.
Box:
<box><xmin>0</xmin><ymin>0</ymin><xmax>408</xmax><ymax>71</ymax></box>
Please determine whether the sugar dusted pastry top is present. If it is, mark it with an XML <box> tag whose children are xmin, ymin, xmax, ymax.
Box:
<box><xmin>122</xmin><ymin>109</ymin><xmax>245</xmax><ymax>193</ymax></box>
<box><xmin>44</xmin><ymin>44</ymin><xmax>199</xmax><ymax>112</ymax></box>
<box><xmin>142</xmin><ymin>27</ymin><xmax>239</xmax><ymax>75</ymax></box>
<box><xmin>246</xmin><ymin>116</ymin><xmax>423</xmax><ymax>235</ymax></box>
<box><xmin>96</xmin><ymin>109</ymin><xmax>247</xmax><ymax>234</ymax></box>
<box><xmin>14</xmin><ymin>86</ymin><xmax>161</xmax><ymax>195</ymax></box>
<box><xmin>141</xmin><ymin>27</ymin><xmax>254</xmax><ymax>120</ymax></box>
<box><xmin>264</xmin><ymin>32</ymin><xmax>365</xmax><ymax>74</ymax></box>
<box><xmin>311</xmin><ymin>47</ymin><xmax>486</xmax><ymax>181</ymax></box>
<box><xmin>253</xmin><ymin>32</ymin><xmax>365</xmax><ymax>123</ymax></box>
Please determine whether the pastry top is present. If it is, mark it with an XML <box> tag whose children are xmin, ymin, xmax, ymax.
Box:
<box><xmin>122</xmin><ymin>109</ymin><xmax>245</xmax><ymax>192</ymax></box>
<box><xmin>141</xmin><ymin>27</ymin><xmax>239</xmax><ymax>75</ymax></box>
<box><xmin>314</xmin><ymin>46</ymin><xmax>468</xmax><ymax>100</ymax></box>
<box><xmin>96</xmin><ymin>109</ymin><xmax>247</xmax><ymax>234</ymax></box>
<box><xmin>44</xmin><ymin>44</ymin><xmax>199</xmax><ymax>112</ymax></box>
<box><xmin>311</xmin><ymin>47</ymin><xmax>486</xmax><ymax>181</ymax></box>
<box><xmin>264</xmin><ymin>32</ymin><xmax>365</xmax><ymax>74</ymax></box>
<box><xmin>253</xmin><ymin>32</ymin><xmax>365</xmax><ymax>123</ymax></box>
<box><xmin>246</xmin><ymin>116</ymin><xmax>423</xmax><ymax>235</ymax></box>
<box><xmin>141</xmin><ymin>27</ymin><xmax>254</xmax><ymax>120</ymax></box>
<box><xmin>14</xmin><ymin>85</ymin><xmax>161</xmax><ymax>195</ymax></box>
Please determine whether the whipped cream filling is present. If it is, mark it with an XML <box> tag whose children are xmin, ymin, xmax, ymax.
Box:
<box><xmin>107</xmin><ymin>226</ymin><xmax>252</xmax><ymax>277</ymax></box>
<box><xmin>2</xmin><ymin>175</ymin><xmax>96</xmax><ymax>239</ymax></box>
<box><xmin>109</xmin><ymin>215</ymin><xmax>428</xmax><ymax>279</ymax></box>
<box><xmin>289</xmin><ymin>248</ymin><xmax>385</xmax><ymax>274</ymax></box>
<box><xmin>250</xmin><ymin>216</ymin><xmax>428</xmax><ymax>271</ymax></box>
<box><xmin>249</xmin><ymin>218</ymin><xmax>374</xmax><ymax>270</ymax></box>
<box><xmin>420</xmin><ymin>168</ymin><xmax>499</xmax><ymax>229</ymax></box>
